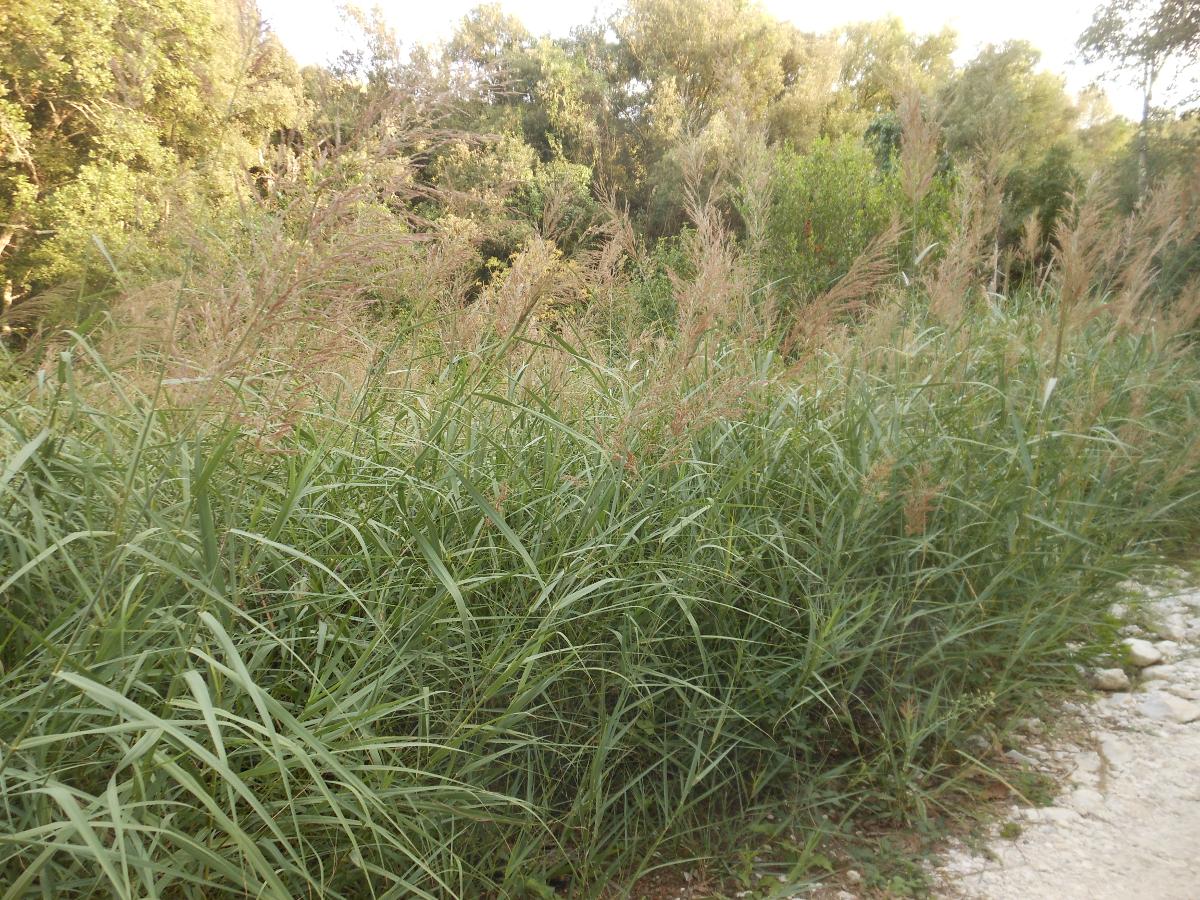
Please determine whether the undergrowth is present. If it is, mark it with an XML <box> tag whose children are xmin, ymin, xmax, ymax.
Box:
<box><xmin>3</xmin><ymin>287</ymin><xmax>1200</xmax><ymax>896</ymax></box>
<box><xmin>2</xmin><ymin>135</ymin><xmax>1200</xmax><ymax>896</ymax></box>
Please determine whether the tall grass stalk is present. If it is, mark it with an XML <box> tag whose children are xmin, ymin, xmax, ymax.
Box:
<box><xmin>3</xmin><ymin>162</ymin><xmax>1200</xmax><ymax>895</ymax></box>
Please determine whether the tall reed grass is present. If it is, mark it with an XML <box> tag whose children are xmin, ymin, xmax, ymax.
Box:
<box><xmin>2</xmin><ymin>166</ymin><xmax>1200</xmax><ymax>896</ymax></box>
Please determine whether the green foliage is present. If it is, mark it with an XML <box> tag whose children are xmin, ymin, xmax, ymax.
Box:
<box><xmin>826</xmin><ymin>17</ymin><xmax>957</xmax><ymax>135</ymax></box>
<box><xmin>999</xmin><ymin>821</ymin><xmax>1024</xmax><ymax>840</ymax></box>
<box><xmin>629</xmin><ymin>229</ymin><xmax>693</xmax><ymax>326</ymax></box>
<box><xmin>941</xmin><ymin>42</ymin><xmax>1079</xmax><ymax>169</ymax></box>
<box><xmin>1079</xmin><ymin>0</ymin><xmax>1200</xmax><ymax>199</ymax></box>
<box><xmin>7</xmin><ymin>0</ymin><xmax>1188</xmax><ymax>318</ymax></box>
<box><xmin>431</xmin><ymin>135</ymin><xmax>598</xmax><ymax>270</ymax></box>
<box><xmin>1079</xmin><ymin>0</ymin><xmax>1200</xmax><ymax>110</ymax></box>
<box><xmin>764</xmin><ymin>137</ymin><xmax>902</xmax><ymax>299</ymax></box>
<box><xmin>3</xmin><ymin>4</ymin><xmax>1200</xmax><ymax>893</ymax></box>
<box><xmin>0</xmin><ymin>0</ymin><xmax>307</xmax><ymax>295</ymax></box>
<box><xmin>939</xmin><ymin>41</ymin><xmax>1092</xmax><ymax>254</ymax></box>
<box><xmin>518</xmin><ymin>155</ymin><xmax>599</xmax><ymax>247</ymax></box>
<box><xmin>1005</xmin><ymin>141</ymin><xmax>1085</xmax><ymax>245</ymax></box>
<box><xmin>618</xmin><ymin>0</ymin><xmax>789</xmax><ymax>123</ymax></box>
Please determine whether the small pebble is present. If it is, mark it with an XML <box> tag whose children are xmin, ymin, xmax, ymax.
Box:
<box><xmin>1005</xmin><ymin>749</ymin><xmax>1040</xmax><ymax>767</ymax></box>
<box><xmin>1153</xmin><ymin>615</ymin><xmax>1187</xmax><ymax>641</ymax></box>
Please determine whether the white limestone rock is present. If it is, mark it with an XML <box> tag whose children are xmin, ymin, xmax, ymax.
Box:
<box><xmin>1022</xmin><ymin>807</ymin><xmax>1082</xmax><ymax>825</ymax></box>
<box><xmin>1140</xmin><ymin>664</ymin><xmax>1177</xmax><ymax>682</ymax></box>
<box><xmin>1152</xmin><ymin>613</ymin><xmax>1188</xmax><ymax>641</ymax></box>
<box><xmin>1091</xmin><ymin>668</ymin><xmax>1131</xmax><ymax>691</ymax></box>
<box><xmin>1155</xmin><ymin>640</ymin><xmax>1181</xmax><ymax>660</ymax></box>
<box><xmin>1068</xmin><ymin>787</ymin><xmax>1106</xmax><ymax>818</ymax></box>
<box><xmin>1099</xmin><ymin>735</ymin><xmax>1134</xmax><ymax>767</ymax></box>
<box><xmin>1123</xmin><ymin>638</ymin><xmax>1163</xmax><ymax>668</ymax></box>
<box><xmin>1138</xmin><ymin>691</ymin><xmax>1200</xmax><ymax>724</ymax></box>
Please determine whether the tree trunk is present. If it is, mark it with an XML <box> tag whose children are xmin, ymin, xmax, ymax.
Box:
<box><xmin>1137</xmin><ymin>60</ymin><xmax>1156</xmax><ymax>202</ymax></box>
<box><xmin>1</xmin><ymin>279</ymin><xmax>11</xmax><ymax>335</ymax></box>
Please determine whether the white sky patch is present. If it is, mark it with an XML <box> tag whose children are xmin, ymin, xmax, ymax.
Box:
<box><xmin>257</xmin><ymin>0</ymin><xmax>1148</xmax><ymax>119</ymax></box>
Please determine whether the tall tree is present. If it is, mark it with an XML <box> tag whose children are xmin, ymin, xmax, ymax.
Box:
<box><xmin>826</xmin><ymin>17</ymin><xmax>956</xmax><ymax>136</ymax></box>
<box><xmin>940</xmin><ymin>42</ymin><xmax>1082</xmax><ymax>256</ymax></box>
<box><xmin>940</xmin><ymin>42</ymin><xmax>1078</xmax><ymax>167</ymax></box>
<box><xmin>0</xmin><ymin>0</ymin><xmax>307</xmax><ymax>299</ymax></box>
<box><xmin>1079</xmin><ymin>0</ymin><xmax>1200</xmax><ymax>195</ymax></box>
<box><xmin>769</xmin><ymin>27</ymin><xmax>841</xmax><ymax>148</ymax></box>
<box><xmin>616</xmin><ymin>0</ymin><xmax>789</xmax><ymax>126</ymax></box>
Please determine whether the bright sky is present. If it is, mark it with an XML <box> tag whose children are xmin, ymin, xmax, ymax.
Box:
<box><xmin>257</xmin><ymin>0</ymin><xmax>1146</xmax><ymax>119</ymax></box>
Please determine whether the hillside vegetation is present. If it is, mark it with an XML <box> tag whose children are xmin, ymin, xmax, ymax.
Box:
<box><xmin>2</xmin><ymin>0</ymin><xmax>1199</xmax><ymax>896</ymax></box>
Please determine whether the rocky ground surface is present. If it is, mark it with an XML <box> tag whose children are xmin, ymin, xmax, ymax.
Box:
<box><xmin>931</xmin><ymin>573</ymin><xmax>1200</xmax><ymax>900</ymax></box>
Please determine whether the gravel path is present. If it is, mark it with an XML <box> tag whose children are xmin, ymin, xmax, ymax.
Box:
<box><xmin>933</xmin><ymin>577</ymin><xmax>1200</xmax><ymax>900</ymax></box>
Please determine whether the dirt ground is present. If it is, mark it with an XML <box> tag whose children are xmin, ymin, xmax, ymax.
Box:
<box><xmin>932</xmin><ymin>578</ymin><xmax>1200</xmax><ymax>900</ymax></box>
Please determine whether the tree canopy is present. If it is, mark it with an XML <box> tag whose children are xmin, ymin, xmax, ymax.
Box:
<box><xmin>0</xmin><ymin>0</ymin><xmax>306</xmax><ymax>296</ymax></box>
<box><xmin>2</xmin><ymin>0</ymin><xmax>1195</xmax><ymax>310</ymax></box>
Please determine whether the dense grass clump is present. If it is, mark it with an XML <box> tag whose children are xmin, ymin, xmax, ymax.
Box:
<box><xmin>3</xmin><ymin>278</ymin><xmax>1199</xmax><ymax>895</ymax></box>
<box><xmin>3</xmin><ymin>0</ymin><xmax>1200</xmax><ymax>893</ymax></box>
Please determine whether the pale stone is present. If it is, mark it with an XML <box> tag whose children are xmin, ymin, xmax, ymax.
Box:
<box><xmin>1069</xmin><ymin>751</ymin><xmax>1101</xmax><ymax>785</ymax></box>
<box><xmin>1157</xmin><ymin>639</ymin><xmax>1181</xmax><ymax>659</ymax></box>
<box><xmin>1069</xmin><ymin>787</ymin><xmax>1106</xmax><ymax>817</ymax></box>
<box><xmin>1091</xmin><ymin>668</ymin><xmax>1131</xmax><ymax>691</ymax></box>
<box><xmin>1138</xmin><ymin>691</ymin><xmax>1200</xmax><ymax>724</ymax></box>
<box><xmin>1141</xmin><ymin>664</ymin><xmax>1178</xmax><ymax>682</ymax></box>
<box><xmin>1153</xmin><ymin>614</ymin><xmax>1187</xmax><ymax>641</ymax></box>
<box><xmin>1167</xmin><ymin>685</ymin><xmax>1200</xmax><ymax>701</ymax></box>
<box><xmin>1099</xmin><ymin>735</ymin><xmax>1134</xmax><ymax>767</ymax></box>
<box><xmin>1123</xmin><ymin>638</ymin><xmax>1163</xmax><ymax>667</ymax></box>
<box><xmin>1098</xmin><ymin>691</ymin><xmax>1135</xmax><ymax>711</ymax></box>
<box><xmin>1005</xmin><ymin>749</ymin><xmax>1040</xmax><ymax>767</ymax></box>
<box><xmin>1022</xmin><ymin>807</ymin><xmax>1081</xmax><ymax>825</ymax></box>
